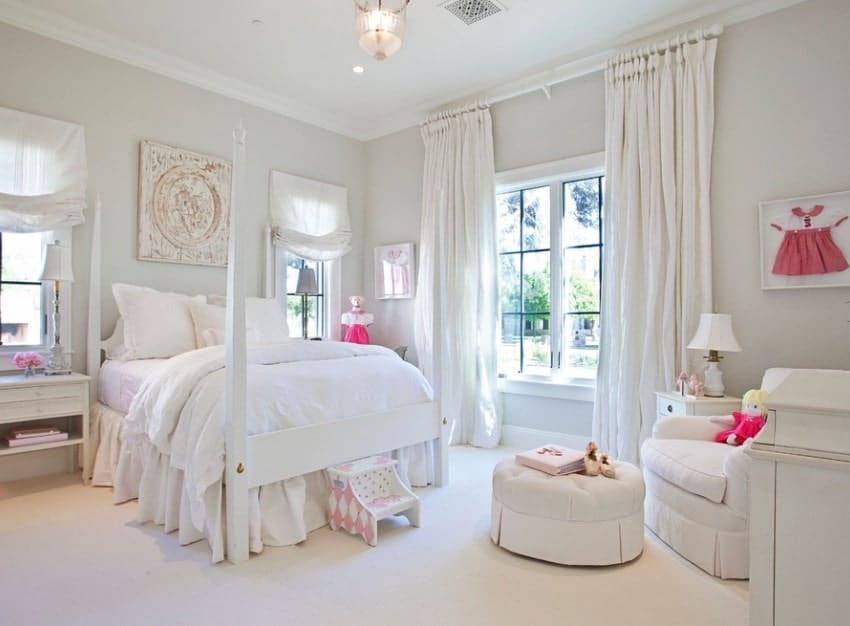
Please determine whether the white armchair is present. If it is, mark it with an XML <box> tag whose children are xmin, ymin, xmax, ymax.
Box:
<box><xmin>641</xmin><ymin>368</ymin><xmax>796</xmax><ymax>580</ymax></box>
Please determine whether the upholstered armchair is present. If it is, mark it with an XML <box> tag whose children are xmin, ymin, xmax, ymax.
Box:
<box><xmin>641</xmin><ymin>368</ymin><xmax>797</xmax><ymax>580</ymax></box>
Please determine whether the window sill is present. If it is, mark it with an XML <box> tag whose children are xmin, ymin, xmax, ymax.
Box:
<box><xmin>498</xmin><ymin>376</ymin><xmax>596</xmax><ymax>402</ymax></box>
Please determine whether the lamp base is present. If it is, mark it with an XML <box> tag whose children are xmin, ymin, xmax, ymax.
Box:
<box><xmin>703</xmin><ymin>361</ymin><xmax>726</xmax><ymax>397</ymax></box>
<box><xmin>44</xmin><ymin>344</ymin><xmax>70</xmax><ymax>376</ymax></box>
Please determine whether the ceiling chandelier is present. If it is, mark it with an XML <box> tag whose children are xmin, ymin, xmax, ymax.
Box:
<box><xmin>354</xmin><ymin>0</ymin><xmax>410</xmax><ymax>62</ymax></box>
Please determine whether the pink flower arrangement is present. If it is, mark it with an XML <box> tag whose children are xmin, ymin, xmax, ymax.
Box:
<box><xmin>13</xmin><ymin>352</ymin><xmax>43</xmax><ymax>370</ymax></box>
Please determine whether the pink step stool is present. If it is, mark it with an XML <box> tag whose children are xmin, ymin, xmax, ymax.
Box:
<box><xmin>326</xmin><ymin>455</ymin><xmax>421</xmax><ymax>546</ymax></box>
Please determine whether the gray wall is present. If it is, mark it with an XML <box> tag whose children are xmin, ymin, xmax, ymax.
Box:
<box><xmin>0</xmin><ymin>22</ymin><xmax>368</xmax><ymax>375</ymax></box>
<box><xmin>364</xmin><ymin>0</ymin><xmax>850</xmax><ymax>435</ymax></box>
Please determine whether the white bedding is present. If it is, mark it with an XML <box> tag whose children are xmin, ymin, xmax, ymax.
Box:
<box><xmin>123</xmin><ymin>340</ymin><xmax>434</xmax><ymax>559</ymax></box>
<box><xmin>98</xmin><ymin>358</ymin><xmax>167</xmax><ymax>413</ymax></box>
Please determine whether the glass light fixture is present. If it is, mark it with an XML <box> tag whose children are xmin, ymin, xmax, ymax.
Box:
<box><xmin>354</xmin><ymin>0</ymin><xmax>410</xmax><ymax>62</ymax></box>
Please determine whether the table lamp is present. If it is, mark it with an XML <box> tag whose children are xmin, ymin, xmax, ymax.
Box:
<box><xmin>687</xmin><ymin>313</ymin><xmax>742</xmax><ymax>397</ymax></box>
<box><xmin>295</xmin><ymin>266</ymin><xmax>318</xmax><ymax>339</ymax></box>
<box><xmin>40</xmin><ymin>241</ymin><xmax>74</xmax><ymax>375</ymax></box>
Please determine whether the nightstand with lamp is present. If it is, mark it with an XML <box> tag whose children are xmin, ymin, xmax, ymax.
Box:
<box><xmin>686</xmin><ymin>312</ymin><xmax>742</xmax><ymax>398</ymax></box>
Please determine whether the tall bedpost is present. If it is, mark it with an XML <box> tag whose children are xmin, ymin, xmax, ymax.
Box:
<box><xmin>84</xmin><ymin>195</ymin><xmax>102</xmax><ymax>484</ymax></box>
<box><xmin>225</xmin><ymin>123</ymin><xmax>250</xmax><ymax>564</ymax></box>
<box><xmin>264</xmin><ymin>223</ymin><xmax>274</xmax><ymax>298</ymax></box>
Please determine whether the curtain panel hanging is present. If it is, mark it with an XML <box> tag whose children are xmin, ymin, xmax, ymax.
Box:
<box><xmin>0</xmin><ymin>106</ymin><xmax>87</xmax><ymax>233</ymax></box>
<box><xmin>414</xmin><ymin>103</ymin><xmax>501</xmax><ymax>448</ymax></box>
<box><xmin>269</xmin><ymin>171</ymin><xmax>351</xmax><ymax>262</ymax></box>
<box><xmin>593</xmin><ymin>33</ymin><xmax>717</xmax><ymax>463</ymax></box>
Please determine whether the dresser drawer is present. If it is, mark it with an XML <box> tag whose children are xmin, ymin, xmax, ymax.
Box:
<box><xmin>0</xmin><ymin>383</ymin><xmax>81</xmax><ymax>404</ymax></box>
<box><xmin>0</xmin><ymin>396</ymin><xmax>84</xmax><ymax>422</ymax></box>
<box><xmin>658</xmin><ymin>396</ymin><xmax>684</xmax><ymax>417</ymax></box>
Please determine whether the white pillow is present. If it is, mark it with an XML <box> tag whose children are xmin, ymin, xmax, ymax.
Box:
<box><xmin>112</xmin><ymin>283</ymin><xmax>204</xmax><ymax>359</ymax></box>
<box><xmin>207</xmin><ymin>294</ymin><xmax>227</xmax><ymax>307</ymax></box>
<box><xmin>246</xmin><ymin>297</ymin><xmax>290</xmax><ymax>344</ymax></box>
<box><xmin>187</xmin><ymin>301</ymin><xmax>226</xmax><ymax>348</ymax></box>
<box><xmin>103</xmin><ymin>318</ymin><xmax>129</xmax><ymax>360</ymax></box>
<box><xmin>200</xmin><ymin>327</ymin><xmax>226</xmax><ymax>347</ymax></box>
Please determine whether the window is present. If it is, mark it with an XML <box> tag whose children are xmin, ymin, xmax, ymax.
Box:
<box><xmin>285</xmin><ymin>256</ymin><xmax>325</xmax><ymax>338</ymax></box>
<box><xmin>0</xmin><ymin>232</ymin><xmax>46</xmax><ymax>347</ymax></box>
<box><xmin>497</xmin><ymin>167</ymin><xmax>604</xmax><ymax>380</ymax></box>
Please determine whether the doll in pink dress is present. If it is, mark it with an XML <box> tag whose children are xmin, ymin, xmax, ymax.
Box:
<box><xmin>341</xmin><ymin>296</ymin><xmax>374</xmax><ymax>344</ymax></box>
<box><xmin>771</xmin><ymin>205</ymin><xmax>849</xmax><ymax>275</ymax></box>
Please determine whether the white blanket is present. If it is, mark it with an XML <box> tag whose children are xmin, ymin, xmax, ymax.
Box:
<box><xmin>125</xmin><ymin>341</ymin><xmax>433</xmax><ymax>529</ymax></box>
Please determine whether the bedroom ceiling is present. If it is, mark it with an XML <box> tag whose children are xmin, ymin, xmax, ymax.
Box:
<box><xmin>1</xmin><ymin>0</ymin><xmax>785</xmax><ymax>139</ymax></box>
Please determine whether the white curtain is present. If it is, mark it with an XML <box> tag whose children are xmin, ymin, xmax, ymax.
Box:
<box><xmin>414</xmin><ymin>105</ymin><xmax>500</xmax><ymax>447</ymax></box>
<box><xmin>593</xmin><ymin>35</ymin><xmax>717</xmax><ymax>463</ymax></box>
<box><xmin>269</xmin><ymin>170</ymin><xmax>350</xmax><ymax>262</ymax></box>
<box><xmin>0</xmin><ymin>106</ymin><xmax>87</xmax><ymax>232</ymax></box>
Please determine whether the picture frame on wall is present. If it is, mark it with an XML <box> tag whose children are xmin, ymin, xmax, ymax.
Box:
<box><xmin>759</xmin><ymin>190</ymin><xmax>850</xmax><ymax>290</ymax></box>
<box><xmin>375</xmin><ymin>242</ymin><xmax>415</xmax><ymax>300</ymax></box>
<box><xmin>138</xmin><ymin>140</ymin><xmax>232</xmax><ymax>267</ymax></box>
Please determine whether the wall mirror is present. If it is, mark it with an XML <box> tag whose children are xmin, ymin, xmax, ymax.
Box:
<box><xmin>375</xmin><ymin>242</ymin><xmax>415</xmax><ymax>299</ymax></box>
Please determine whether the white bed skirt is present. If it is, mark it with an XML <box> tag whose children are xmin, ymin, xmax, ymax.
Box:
<box><xmin>90</xmin><ymin>402</ymin><xmax>433</xmax><ymax>562</ymax></box>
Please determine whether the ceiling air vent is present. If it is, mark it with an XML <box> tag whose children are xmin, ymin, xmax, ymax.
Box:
<box><xmin>442</xmin><ymin>0</ymin><xmax>505</xmax><ymax>26</ymax></box>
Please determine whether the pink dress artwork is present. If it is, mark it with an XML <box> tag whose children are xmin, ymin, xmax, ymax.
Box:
<box><xmin>341</xmin><ymin>307</ymin><xmax>373</xmax><ymax>344</ymax></box>
<box><xmin>771</xmin><ymin>205</ymin><xmax>849</xmax><ymax>275</ymax></box>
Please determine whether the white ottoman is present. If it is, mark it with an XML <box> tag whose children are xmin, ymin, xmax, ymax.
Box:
<box><xmin>490</xmin><ymin>458</ymin><xmax>645</xmax><ymax>565</ymax></box>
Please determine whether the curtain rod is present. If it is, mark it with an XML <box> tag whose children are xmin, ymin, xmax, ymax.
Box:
<box><xmin>611</xmin><ymin>24</ymin><xmax>723</xmax><ymax>64</ymax></box>
<box><xmin>422</xmin><ymin>101</ymin><xmax>489</xmax><ymax>126</ymax></box>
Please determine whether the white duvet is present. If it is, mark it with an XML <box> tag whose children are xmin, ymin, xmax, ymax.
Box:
<box><xmin>124</xmin><ymin>341</ymin><xmax>433</xmax><ymax>526</ymax></box>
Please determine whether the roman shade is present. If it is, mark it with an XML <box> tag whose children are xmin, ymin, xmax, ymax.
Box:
<box><xmin>269</xmin><ymin>170</ymin><xmax>351</xmax><ymax>261</ymax></box>
<box><xmin>0</xmin><ymin>106</ymin><xmax>87</xmax><ymax>232</ymax></box>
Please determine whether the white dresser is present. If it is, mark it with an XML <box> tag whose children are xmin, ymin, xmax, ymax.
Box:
<box><xmin>747</xmin><ymin>369</ymin><xmax>850</xmax><ymax>626</ymax></box>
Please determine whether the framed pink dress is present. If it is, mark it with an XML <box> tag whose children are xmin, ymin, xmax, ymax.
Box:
<box><xmin>770</xmin><ymin>205</ymin><xmax>849</xmax><ymax>275</ymax></box>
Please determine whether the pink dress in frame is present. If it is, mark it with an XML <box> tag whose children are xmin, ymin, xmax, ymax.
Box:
<box><xmin>771</xmin><ymin>205</ymin><xmax>849</xmax><ymax>276</ymax></box>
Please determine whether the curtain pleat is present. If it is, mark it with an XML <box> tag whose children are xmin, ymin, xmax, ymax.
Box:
<box><xmin>594</xmin><ymin>38</ymin><xmax>717</xmax><ymax>462</ymax></box>
<box><xmin>415</xmin><ymin>107</ymin><xmax>500</xmax><ymax>447</ymax></box>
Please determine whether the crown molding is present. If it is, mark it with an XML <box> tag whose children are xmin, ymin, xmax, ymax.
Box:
<box><xmin>0</xmin><ymin>0</ymin><xmax>809</xmax><ymax>143</ymax></box>
<box><xmin>0</xmin><ymin>0</ymin><xmax>365</xmax><ymax>140</ymax></box>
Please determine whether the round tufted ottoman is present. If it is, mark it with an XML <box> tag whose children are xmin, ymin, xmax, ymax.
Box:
<box><xmin>490</xmin><ymin>458</ymin><xmax>645</xmax><ymax>565</ymax></box>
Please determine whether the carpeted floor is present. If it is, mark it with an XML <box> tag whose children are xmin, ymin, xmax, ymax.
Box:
<box><xmin>0</xmin><ymin>446</ymin><xmax>748</xmax><ymax>626</ymax></box>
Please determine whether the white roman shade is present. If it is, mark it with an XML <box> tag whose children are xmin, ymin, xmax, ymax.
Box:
<box><xmin>0</xmin><ymin>106</ymin><xmax>87</xmax><ymax>233</ymax></box>
<box><xmin>269</xmin><ymin>170</ymin><xmax>350</xmax><ymax>261</ymax></box>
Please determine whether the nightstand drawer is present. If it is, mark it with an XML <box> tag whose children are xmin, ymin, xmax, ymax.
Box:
<box><xmin>0</xmin><ymin>383</ymin><xmax>81</xmax><ymax>404</ymax></box>
<box><xmin>658</xmin><ymin>396</ymin><xmax>682</xmax><ymax>417</ymax></box>
<box><xmin>0</xmin><ymin>396</ymin><xmax>84</xmax><ymax>422</ymax></box>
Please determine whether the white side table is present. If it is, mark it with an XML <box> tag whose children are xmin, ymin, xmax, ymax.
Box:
<box><xmin>655</xmin><ymin>391</ymin><xmax>741</xmax><ymax>421</ymax></box>
<box><xmin>0</xmin><ymin>373</ymin><xmax>90</xmax><ymax>483</ymax></box>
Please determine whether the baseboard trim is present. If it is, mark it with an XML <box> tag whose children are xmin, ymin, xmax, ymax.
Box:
<box><xmin>500</xmin><ymin>425</ymin><xmax>589</xmax><ymax>451</ymax></box>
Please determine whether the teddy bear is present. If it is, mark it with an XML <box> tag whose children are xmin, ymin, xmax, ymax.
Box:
<box><xmin>712</xmin><ymin>389</ymin><xmax>768</xmax><ymax>446</ymax></box>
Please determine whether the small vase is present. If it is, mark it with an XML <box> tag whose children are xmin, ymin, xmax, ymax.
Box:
<box><xmin>24</xmin><ymin>365</ymin><xmax>35</xmax><ymax>378</ymax></box>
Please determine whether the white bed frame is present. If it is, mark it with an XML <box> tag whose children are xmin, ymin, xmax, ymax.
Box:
<box><xmin>86</xmin><ymin>126</ymin><xmax>448</xmax><ymax>563</ymax></box>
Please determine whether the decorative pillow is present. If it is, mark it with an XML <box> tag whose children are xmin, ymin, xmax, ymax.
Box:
<box><xmin>187</xmin><ymin>301</ymin><xmax>227</xmax><ymax>348</ymax></box>
<box><xmin>200</xmin><ymin>327</ymin><xmax>226</xmax><ymax>347</ymax></box>
<box><xmin>112</xmin><ymin>283</ymin><xmax>204</xmax><ymax>359</ymax></box>
<box><xmin>207</xmin><ymin>294</ymin><xmax>227</xmax><ymax>307</ymax></box>
<box><xmin>103</xmin><ymin>318</ymin><xmax>129</xmax><ymax>360</ymax></box>
<box><xmin>246</xmin><ymin>297</ymin><xmax>290</xmax><ymax>344</ymax></box>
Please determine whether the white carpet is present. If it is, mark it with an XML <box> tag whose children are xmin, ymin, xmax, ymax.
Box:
<box><xmin>0</xmin><ymin>446</ymin><xmax>748</xmax><ymax>626</ymax></box>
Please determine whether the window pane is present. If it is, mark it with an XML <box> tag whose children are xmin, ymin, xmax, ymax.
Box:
<box><xmin>498</xmin><ymin>315</ymin><xmax>521</xmax><ymax>375</ymax></box>
<box><xmin>497</xmin><ymin>191</ymin><xmax>521</xmax><ymax>252</ymax></box>
<box><xmin>1</xmin><ymin>283</ymin><xmax>42</xmax><ymax>345</ymax></box>
<box><xmin>2</xmin><ymin>232</ymin><xmax>44</xmax><ymax>282</ymax></box>
<box><xmin>564</xmin><ymin>247</ymin><xmax>600</xmax><ymax>313</ymax></box>
<box><xmin>499</xmin><ymin>254</ymin><xmax>520</xmax><ymax>313</ymax></box>
<box><xmin>523</xmin><ymin>314</ymin><xmax>550</xmax><ymax>376</ymax></box>
<box><xmin>522</xmin><ymin>251</ymin><xmax>550</xmax><ymax>313</ymax></box>
<box><xmin>563</xmin><ymin>178</ymin><xmax>601</xmax><ymax>247</ymax></box>
<box><xmin>522</xmin><ymin>186</ymin><xmax>549</xmax><ymax>251</ymax></box>
<box><xmin>563</xmin><ymin>314</ymin><xmax>599</xmax><ymax>378</ymax></box>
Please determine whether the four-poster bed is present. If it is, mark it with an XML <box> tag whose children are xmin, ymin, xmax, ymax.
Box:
<box><xmin>86</xmin><ymin>126</ymin><xmax>447</xmax><ymax>564</ymax></box>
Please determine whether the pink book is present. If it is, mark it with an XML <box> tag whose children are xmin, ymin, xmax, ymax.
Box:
<box><xmin>6</xmin><ymin>432</ymin><xmax>68</xmax><ymax>447</ymax></box>
<box><xmin>516</xmin><ymin>444</ymin><xmax>585</xmax><ymax>476</ymax></box>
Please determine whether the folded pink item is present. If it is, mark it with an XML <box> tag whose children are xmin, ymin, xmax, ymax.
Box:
<box><xmin>516</xmin><ymin>444</ymin><xmax>586</xmax><ymax>476</ymax></box>
<box><xmin>6</xmin><ymin>432</ymin><xmax>68</xmax><ymax>447</ymax></box>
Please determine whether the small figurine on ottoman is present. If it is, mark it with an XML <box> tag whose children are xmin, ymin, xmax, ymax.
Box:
<box><xmin>711</xmin><ymin>389</ymin><xmax>768</xmax><ymax>446</ymax></box>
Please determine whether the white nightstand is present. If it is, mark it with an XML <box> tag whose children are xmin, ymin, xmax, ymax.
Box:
<box><xmin>0</xmin><ymin>373</ymin><xmax>90</xmax><ymax>483</ymax></box>
<box><xmin>655</xmin><ymin>391</ymin><xmax>741</xmax><ymax>421</ymax></box>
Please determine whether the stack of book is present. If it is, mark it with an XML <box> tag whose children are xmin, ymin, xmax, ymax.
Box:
<box><xmin>5</xmin><ymin>426</ymin><xmax>68</xmax><ymax>448</ymax></box>
<box><xmin>516</xmin><ymin>444</ymin><xmax>586</xmax><ymax>476</ymax></box>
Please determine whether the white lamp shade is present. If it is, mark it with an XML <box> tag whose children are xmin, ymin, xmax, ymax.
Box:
<box><xmin>295</xmin><ymin>267</ymin><xmax>318</xmax><ymax>295</ymax></box>
<box><xmin>39</xmin><ymin>242</ymin><xmax>74</xmax><ymax>283</ymax></box>
<box><xmin>687</xmin><ymin>313</ymin><xmax>741</xmax><ymax>352</ymax></box>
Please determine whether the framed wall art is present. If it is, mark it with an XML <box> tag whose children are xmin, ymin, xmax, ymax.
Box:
<box><xmin>375</xmin><ymin>242</ymin><xmax>415</xmax><ymax>299</ymax></box>
<box><xmin>138</xmin><ymin>140</ymin><xmax>232</xmax><ymax>267</ymax></box>
<box><xmin>759</xmin><ymin>190</ymin><xmax>850</xmax><ymax>290</ymax></box>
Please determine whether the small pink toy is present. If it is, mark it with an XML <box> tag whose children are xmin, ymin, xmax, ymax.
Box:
<box><xmin>713</xmin><ymin>389</ymin><xmax>767</xmax><ymax>446</ymax></box>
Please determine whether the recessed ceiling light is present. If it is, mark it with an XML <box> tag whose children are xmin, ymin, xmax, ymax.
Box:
<box><xmin>352</xmin><ymin>65</ymin><xmax>365</xmax><ymax>74</ymax></box>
